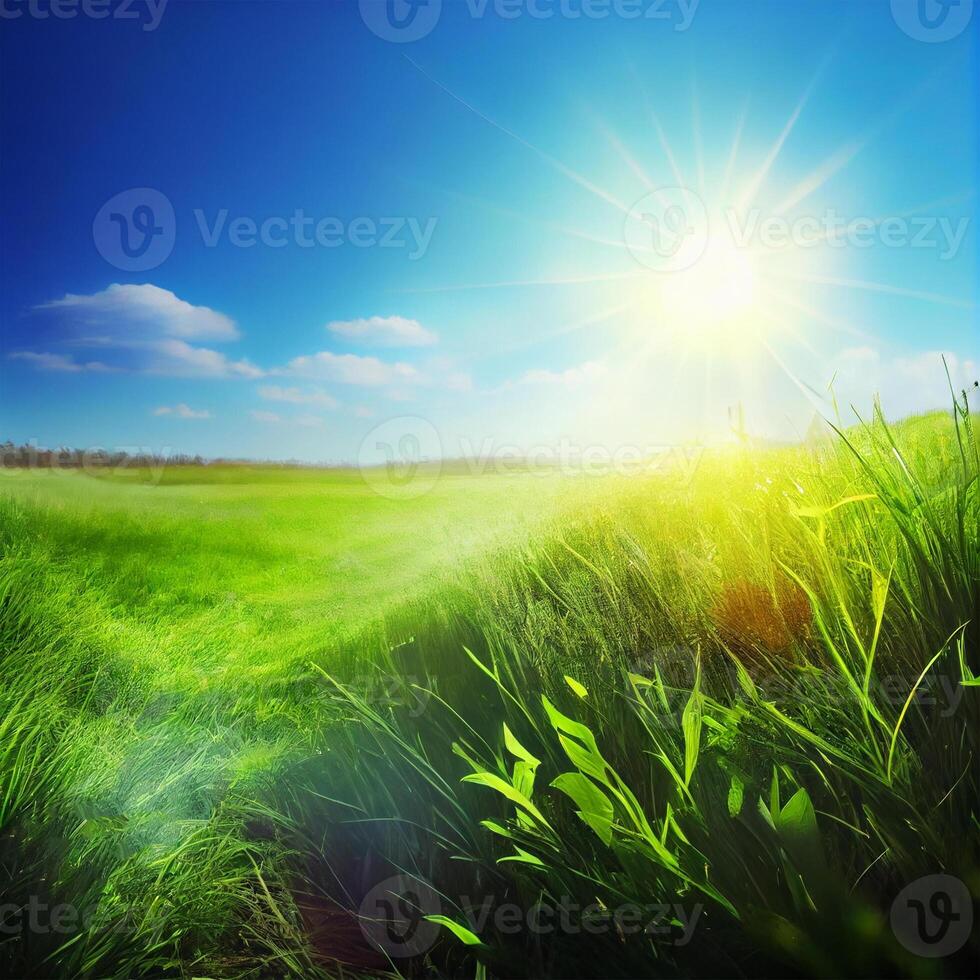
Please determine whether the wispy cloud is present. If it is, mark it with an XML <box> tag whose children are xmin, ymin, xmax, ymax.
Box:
<box><xmin>830</xmin><ymin>348</ymin><xmax>977</xmax><ymax>419</ymax></box>
<box><xmin>326</xmin><ymin>315</ymin><xmax>436</xmax><ymax>347</ymax></box>
<box><xmin>257</xmin><ymin>385</ymin><xmax>339</xmax><ymax>408</ymax></box>
<box><xmin>250</xmin><ymin>408</ymin><xmax>324</xmax><ymax>428</ymax></box>
<box><xmin>518</xmin><ymin>361</ymin><xmax>607</xmax><ymax>387</ymax></box>
<box><xmin>149</xmin><ymin>339</ymin><xmax>263</xmax><ymax>378</ymax></box>
<box><xmin>20</xmin><ymin>284</ymin><xmax>255</xmax><ymax>379</ymax></box>
<box><xmin>285</xmin><ymin>350</ymin><xmax>421</xmax><ymax>387</ymax></box>
<box><xmin>8</xmin><ymin>351</ymin><xmax>111</xmax><ymax>373</ymax></box>
<box><xmin>37</xmin><ymin>283</ymin><xmax>239</xmax><ymax>341</ymax></box>
<box><xmin>153</xmin><ymin>403</ymin><xmax>211</xmax><ymax>419</ymax></box>
<box><xmin>250</xmin><ymin>410</ymin><xmax>281</xmax><ymax>423</ymax></box>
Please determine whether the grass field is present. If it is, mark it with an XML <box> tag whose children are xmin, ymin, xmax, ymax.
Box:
<box><xmin>1</xmin><ymin>400</ymin><xmax>978</xmax><ymax>978</ymax></box>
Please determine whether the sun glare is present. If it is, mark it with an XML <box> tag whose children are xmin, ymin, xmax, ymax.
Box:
<box><xmin>657</xmin><ymin>233</ymin><xmax>760</xmax><ymax>350</ymax></box>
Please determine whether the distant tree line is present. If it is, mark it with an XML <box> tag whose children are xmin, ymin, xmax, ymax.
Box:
<box><xmin>0</xmin><ymin>442</ymin><xmax>205</xmax><ymax>470</ymax></box>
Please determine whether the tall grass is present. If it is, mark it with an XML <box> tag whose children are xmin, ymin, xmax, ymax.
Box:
<box><xmin>305</xmin><ymin>402</ymin><xmax>978</xmax><ymax>978</ymax></box>
<box><xmin>1</xmin><ymin>400</ymin><xmax>977</xmax><ymax>977</ymax></box>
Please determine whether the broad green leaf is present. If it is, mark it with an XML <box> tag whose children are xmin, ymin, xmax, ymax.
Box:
<box><xmin>461</xmin><ymin>771</ymin><xmax>552</xmax><ymax>831</ymax></box>
<box><xmin>551</xmin><ymin>772</ymin><xmax>614</xmax><ymax>844</ymax></box>
<box><xmin>424</xmin><ymin>915</ymin><xmax>484</xmax><ymax>947</ymax></box>
<box><xmin>564</xmin><ymin>675</ymin><xmax>589</xmax><ymax>699</ymax></box>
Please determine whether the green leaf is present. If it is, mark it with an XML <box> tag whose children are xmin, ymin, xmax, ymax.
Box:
<box><xmin>551</xmin><ymin>772</ymin><xmax>615</xmax><ymax>844</ymax></box>
<box><xmin>727</xmin><ymin>774</ymin><xmax>744</xmax><ymax>817</ymax></box>
<box><xmin>503</xmin><ymin>724</ymin><xmax>539</xmax><ymax>766</ymax></box>
<box><xmin>424</xmin><ymin>915</ymin><xmax>484</xmax><ymax>947</ymax></box>
<box><xmin>461</xmin><ymin>771</ymin><xmax>552</xmax><ymax>831</ymax></box>
<box><xmin>497</xmin><ymin>846</ymin><xmax>547</xmax><ymax>868</ymax></box>
<box><xmin>564</xmin><ymin>675</ymin><xmax>589</xmax><ymax>699</ymax></box>
<box><xmin>681</xmin><ymin>688</ymin><xmax>702</xmax><ymax>787</ymax></box>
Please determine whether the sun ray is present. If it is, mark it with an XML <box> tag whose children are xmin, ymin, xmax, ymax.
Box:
<box><xmin>760</xmin><ymin>286</ymin><xmax>871</xmax><ymax>342</ymax></box>
<box><xmin>692</xmin><ymin>77</ymin><xmax>706</xmax><ymax>196</ymax></box>
<box><xmin>597</xmin><ymin>121</ymin><xmax>655</xmax><ymax>189</ymax></box>
<box><xmin>774</xmin><ymin>272</ymin><xmax>975</xmax><ymax>310</ymax></box>
<box><xmin>720</xmin><ymin>98</ymin><xmax>750</xmax><ymax>203</ymax></box>
<box><xmin>736</xmin><ymin>49</ymin><xmax>834</xmax><ymax>212</ymax></box>
<box><xmin>392</xmin><ymin>272</ymin><xmax>646</xmax><ymax>294</ymax></box>
<box><xmin>404</xmin><ymin>55</ymin><xmax>631</xmax><ymax>215</ymax></box>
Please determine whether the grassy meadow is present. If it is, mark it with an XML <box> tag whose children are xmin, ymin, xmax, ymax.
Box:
<box><xmin>1</xmin><ymin>400</ymin><xmax>978</xmax><ymax>978</ymax></box>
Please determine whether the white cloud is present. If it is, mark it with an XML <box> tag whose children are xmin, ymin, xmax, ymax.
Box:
<box><xmin>8</xmin><ymin>351</ymin><xmax>111</xmax><ymax>373</ymax></box>
<box><xmin>148</xmin><ymin>339</ymin><xmax>264</xmax><ymax>378</ymax></box>
<box><xmin>38</xmin><ymin>283</ymin><xmax>239</xmax><ymax>341</ymax></box>
<box><xmin>153</xmin><ymin>403</ymin><xmax>211</xmax><ymax>420</ymax></box>
<box><xmin>250</xmin><ymin>410</ymin><xmax>282</xmax><ymax>423</ymax></box>
<box><xmin>257</xmin><ymin>385</ymin><xmax>338</xmax><ymax>408</ymax></box>
<box><xmin>326</xmin><ymin>315</ymin><xmax>436</xmax><ymax>347</ymax></box>
<box><xmin>249</xmin><ymin>408</ymin><xmax>323</xmax><ymax>428</ymax></box>
<box><xmin>518</xmin><ymin>361</ymin><xmax>607</xmax><ymax>387</ymax></box>
<box><xmin>831</xmin><ymin>348</ymin><xmax>978</xmax><ymax>419</ymax></box>
<box><xmin>286</xmin><ymin>351</ymin><xmax>421</xmax><ymax>387</ymax></box>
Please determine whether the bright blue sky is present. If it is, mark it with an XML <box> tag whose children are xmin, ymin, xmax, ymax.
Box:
<box><xmin>1</xmin><ymin>0</ymin><xmax>977</xmax><ymax>462</ymax></box>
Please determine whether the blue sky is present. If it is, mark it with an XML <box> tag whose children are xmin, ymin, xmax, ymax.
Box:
<box><xmin>1</xmin><ymin>0</ymin><xmax>977</xmax><ymax>462</ymax></box>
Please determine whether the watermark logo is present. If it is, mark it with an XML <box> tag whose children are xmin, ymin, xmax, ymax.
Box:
<box><xmin>890</xmin><ymin>874</ymin><xmax>973</xmax><ymax>957</ymax></box>
<box><xmin>358</xmin><ymin>875</ymin><xmax>442</xmax><ymax>957</ymax></box>
<box><xmin>358</xmin><ymin>415</ymin><xmax>443</xmax><ymax>500</ymax></box>
<box><xmin>93</xmin><ymin>188</ymin><xmax>175</xmax><ymax>271</ymax></box>
<box><xmin>0</xmin><ymin>0</ymin><xmax>168</xmax><ymax>30</ymax></box>
<box><xmin>93</xmin><ymin>191</ymin><xmax>438</xmax><ymax>270</ymax></box>
<box><xmin>359</xmin><ymin>0</ymin><xmax>442</xmax><ymax>42</ymax></box>
<box><xmin>623</xmin><ymin>187</ymin><xmax>708</xmax><ymax>273</ymax></box>
<box><xmin>358</xmin><ymin>0</ymin><xmax>699</xmax><ymax>41</ymax></box>
<box><xmin>891</xmin><ymin>0</ymin><xmax>974</xmax><ymax>42</ymax></box>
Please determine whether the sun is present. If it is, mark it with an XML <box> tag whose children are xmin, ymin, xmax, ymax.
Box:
<box><xmin>657</xmin><ymin>233</ymin><xmax>760</xmax><ymax>351</ymax></box>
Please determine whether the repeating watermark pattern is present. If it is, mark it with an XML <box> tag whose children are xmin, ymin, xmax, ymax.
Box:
<box><xmin>890</xmin><ymin>874</ymin><xmax>973</xmax><ymax>957</ymax></box>
<box><xmin>891</xmin><ymin>0</ymin><xmax>974</xmax><ymax>42</ymax></box>
<box><xmin>631</xmin><ymin>647</ymin><xmax>969</xmax><ymax>725</ymax></box>
<box><xmin>726</xmin><ymin>208</ymin><xmax>970</xmax><ymax>259</ymax></box>
<box><xmin>193</xmin><ymin>210</ymin><xmax>438</xmax><ymax>257</ymax></box>
<box><xmin>358</xmin><ymin>0</ymin><xmax>699</xmax><ymax>42</ymax></box>
<box><xmin>93</xmin><ymin>188</ymin><xmax>176</xmax><ymax>272</ymax></box>
<box><xmin>0</xmin><ymin>0</ymin><xmax>167</xmax><ymax>30</ymax></box>
<box><xmin>357</xmin><ymin>416</ymin><xmax>705</xmax><ymax>499</ymax></box>
<box><xmin>326</xmin><ymin>671</ymin><xmax>432</xmax><ymax>717</ymax></box>
<box><xmin>358</xmin><ymin>875</ymin><xmax>443</xmax><ymax>957</ymax></box>
<box><xmin>358</xmin><ymin>875</ymin><xmax>704</xmax><ymax>957</ymax></box>
<box><xmin>93</xmin><ymin>189</ymin><xmax>438</xmax><ymax>271</ymax></box>
<box><xmin>358</xmin><ymin>415</ymin><xmax>443</xmax><ymax>500</ymax></box>
<box><xmin>623</xmin><ymin>185</ymin><xmax>971</xmax><ymax>273</ymax></box>
<box><xmin>623</xmin><ymin>187</ymin><xmax>709</xmax><ymax>273</ymax></box>
<box><xmin>0</xmin><ymin>441</ymin><xmax>177</xmax><ymax>484</ymax></box>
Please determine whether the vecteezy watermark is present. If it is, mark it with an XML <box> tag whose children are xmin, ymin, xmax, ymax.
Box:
<box><xmin>623</xmin><ymin>187</ymin><xmax>709</xmax><ymax>273</ymax></box>
<box><xmin>358</xmin><ymin>0</ymin><xmax>699</xmax><ymax>42</ymax></box>
<box><xmin>0</xmin><ymin>0</ymin><xmax>167</xmax><ymax>30</ymax></box>
<box><xmin>724</xmin><ymin>208</ymin><xmax>970</xmax><ymax>260</ymax></box>
<box><xmin>92</xmin><ymin>188</ymin><xmax>438</xmax><ymax>271</ymax></box>
<box><xmin>322</xmin><ymin>671</ymin><xmax>432</xmax><ymax>717</ymax></box>
<box><xmin>631</xmin><ymin>649</ymin><xmax>969</xmax><ymax>727</ymax></box>
<box><xmin>0</xmin><ymin>440</ymin><xmax>183</xmax><ymax>485</ymax></box>
<box><xmin>193</xmin><ymin>210</ymin><xmax>437</xmax><ymax>258</ymax></box>
<box><xmin>891</xmin><ymin>0</ymin><xmax>974</xmax><ymax>42</ymax></box>
<box><xmin>357</xmin><ymin>417</ymin><xmax>705</xmax><ymax>500</ymax></box>
<box><xmin>358</xmin><ymin>877</ymin><xmax>705</xmax><ymax>957</ymax></box>
<box><xmin>622</xmin><ymin>186</ymin><xmax>971</xmax><ymax>272</ymax></box>
<box><xmin>890</xmin><ymin>874</ymin><xmax>974</xmax><ymax>957</ymax></box>
<box><xmin>359</xmin><ymin>875</ymin><xmax>443</xmax><ymax>957</ymax></box>
<box><xmin>93</xmin><ymin>188</ymin><xmax>176</xmax><ymax>272</ymax></box>
<box><xmin>358</xmin><ymin>415</ymin><xmax>443</xmax><ymax>501</ymax></box>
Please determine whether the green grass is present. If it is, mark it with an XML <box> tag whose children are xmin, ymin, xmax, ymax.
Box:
<box><xmin>1</xmin><ymin>402</ymin><xmax>978</xmax><ymax>978</ymax></box>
